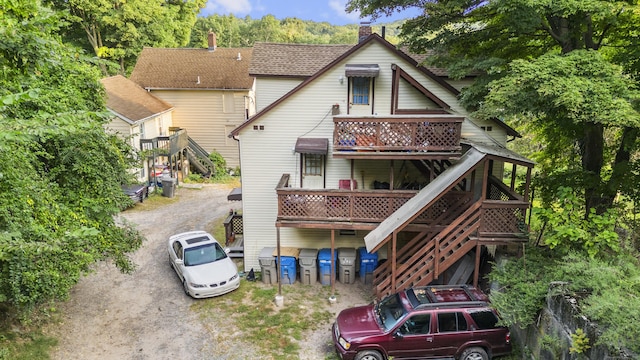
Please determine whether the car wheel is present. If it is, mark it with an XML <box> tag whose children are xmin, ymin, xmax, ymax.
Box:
<box><xmin>182</xmin><ymin>280</ymin><xmax>190</xmax><ymax>296</ymax></box>
<box><xmin>460</xmin><ymin>347</ymin><xmax>488</xmax><ymax>360</ymax></box>
<box><xmin>355</xmin><ymin>350</ymin><xmax>383</xmax><ymax>360</ymax></box>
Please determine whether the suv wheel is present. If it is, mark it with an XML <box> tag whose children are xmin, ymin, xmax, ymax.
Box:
<box><xmin>355</xmin><ymin>350</ymin><xmax>383</xmax><ymax>360</ymax></box>
<box><xmin>460</xmin><ymin>347</ymin><xmax>488</xmax><ymax>360</ymax></box>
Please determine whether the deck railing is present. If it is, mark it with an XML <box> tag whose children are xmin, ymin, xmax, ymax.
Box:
<box><xmin>333</xmin><ymin>116</ymin><xmax>463</xmax><ymax>152</ymax></box>
<box><xmin>140</xmin><ymin>129</ymin><xmax>188</xmax><ymax>157</ymax></box>
<box><xmin>276</xmin><ymin>174</ymin><xmax>472</xmax><ymax>224</ymax></box>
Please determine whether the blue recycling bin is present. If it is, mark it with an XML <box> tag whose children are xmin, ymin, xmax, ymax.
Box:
<box><xmin>318</xmin><ymin>248</ymin><xmax>337</xmax><ymax>285</ymax></box>
<box><xmin>358</xmin><ymin>247</ymin><xmax>378</xmax><ymax>284</ymax></box>
<box><xmin>278</xmin><ymin>256</ymin><xmax>297</xmax><ymax>284</ymax></box>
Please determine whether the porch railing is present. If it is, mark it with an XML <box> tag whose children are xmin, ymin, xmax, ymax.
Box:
<box><xmin>333</xmin><ymin>116</ymin><xmax>463</xmax><ymax>152</ymax></box>
<box><xmin>140</xmin><ymin>129</ymin><xmax>188</xmax><ymax>157</ymax></box>
<box><xmin>276</xmin><ymin>174</ymin><xmax>472</xmax><ymax>224</ymax></box>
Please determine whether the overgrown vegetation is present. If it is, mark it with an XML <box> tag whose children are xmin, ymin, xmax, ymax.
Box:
<box><xmin>1</xmin><ymin>0</ymin><xmax>144</xmax><ymax>318</ymax></box>
<box><xmin>489</xmin><ymin>246</ymin><xmax>640</xmax><ymax>353</ymax></box>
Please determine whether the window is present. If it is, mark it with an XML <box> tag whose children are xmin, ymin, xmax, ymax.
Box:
<box><xmin>399</xmin><ymin>313</ymin><xmax>431</xmax><ymax>335</ymax></box>
<box><xmin>351</xmin><ymin>77</ymin><xmax>370</xmax><ymax>105</ymax></box>
<box><xmin>438</xmin><ymin>312</ymin><xmax>468</xmax><ymax>332</ymax></box>
<box><xmin>468</xmin><ymin>310</ymin><xmax>499</xmax><ymax>330</ymax></box>
<box><xmin>303</xmin><ymin>154</ymin><xmax>322</xmax><ymax>176</ymax></box>
<box><xmin>172</xmin><ymin>242</ymin><xmax>183</xmax><ymax>260</ymax></box>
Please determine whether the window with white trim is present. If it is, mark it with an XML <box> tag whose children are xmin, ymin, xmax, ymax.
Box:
<box><xmin>351</xmin><ymin>77</ymin><xmax>371</xmax><ymax>105</ymax></box>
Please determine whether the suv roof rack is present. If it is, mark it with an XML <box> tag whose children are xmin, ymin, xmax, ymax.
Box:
<box><xmin>415</xmin><ymin>300</ymin><xmax>489</xmax><ymax>310</ymax></box>
<box><xmin>408</xmin><ymin>285</ymin><xmax>490</xmax><ymax>309</ymax></box>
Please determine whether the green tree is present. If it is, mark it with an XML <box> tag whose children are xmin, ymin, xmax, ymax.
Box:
<box><xmin>348</xmin><ymin>0</ymin><xmax>640</xmax><ymax>219</ymax></box>
<box><xmin>0</xmin><ymin>0</ymin><xmax>143</xmax><ymax>312</ymax></box>
<box><xmin>48</xmin><ymin>0</ymin><xmax>206</xmax><ymax>75</ymax></box>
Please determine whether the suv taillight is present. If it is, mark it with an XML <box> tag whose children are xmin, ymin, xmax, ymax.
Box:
<box><xmin>505</xmin><ymin>331</ymin><xmax>511</xmax><ymax>344</ymax></box>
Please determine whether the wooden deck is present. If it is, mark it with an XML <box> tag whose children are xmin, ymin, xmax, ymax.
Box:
<box><xmin>226</xmin><ymin>235</ymin><xmax>244</xmax><ymax>258</ymax></box>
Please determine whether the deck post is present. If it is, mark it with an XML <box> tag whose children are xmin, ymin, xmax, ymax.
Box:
<box><xmin>331</xmin><ymin>229</ymin><xmax>336</xmax><ymax>296</ymax></box>
<box><xmin>277</xmin><ymin>227</ymin><xmax>282</xmax><ymax>296</ymax></box>
<box><xmin>473</xmin><ymin>242</ymin><xmax>481</xmax><ymax>287</ymax></box>
<box><xmin>391</xmin><ymin>232</ymin><xmax>397</xmax><ymax>293</ymax></box>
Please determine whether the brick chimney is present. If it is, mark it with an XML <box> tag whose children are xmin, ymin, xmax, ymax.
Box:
<box><xmin>358</xmin><ymin>22</ymin><xmax>372</xmax><ymax>42</ymax></box>
<box><xmin>208</xmin><ymin>31</ymin><xmax>217</xmax><ymax>51</ymax></box>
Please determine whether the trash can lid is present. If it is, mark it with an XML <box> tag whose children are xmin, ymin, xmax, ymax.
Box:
<box><xmin>338</xmin><ymin>247</ymin><xmax>357</xmax><ymax>258</ymax></box>
<box><xmin>299</xmin><ymin>248</ymin><xmax>318</xmax><ymax>258</ymax></box>
<box><xmin>259</xmin><ymin>247</ymin><xmax>276</xmax><ymax>258</ymax></box>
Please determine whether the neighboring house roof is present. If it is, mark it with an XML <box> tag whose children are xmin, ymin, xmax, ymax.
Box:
<box><xmin>101</xmin><ymin>75</ymin><xmax>173</xmax><ymax>124</ymax></box>
<box><xmin>249</xmin><ymin>43</ymin><xmax>353</xmax><ymax>77</ymax></box>
<box><xmin>130</xmin><ymin>47</ymin><xmax>254</xmax><ymax>90</ymax></box>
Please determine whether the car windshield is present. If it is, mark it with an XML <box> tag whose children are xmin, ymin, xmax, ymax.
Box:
<box><xmin>184</xmin><ymin>243</ymin><xmax>227</xmax><ymax>266</ymax></box>
<box><xmin>375</xmin><ymin>293</ymin><xmax>407</xmax><ymax>331</ymax></box>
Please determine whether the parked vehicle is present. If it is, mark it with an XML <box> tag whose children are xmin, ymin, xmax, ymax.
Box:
<box><xmin>121</xmin><ymin>183</ymin><xmax>148</xmax><ymax>203</ymax></box>
<box><xmin>332</xmin><ymin>285</ymin><xmax>511</xmax><ymax>360</ymax></box>
<box><xmin>167</xmin><ymin>231</ymin><xmax>240</xmax><ymax>298</ymax></box>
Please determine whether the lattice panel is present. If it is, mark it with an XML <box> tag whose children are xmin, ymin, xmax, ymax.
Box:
<box><xmin>302</xmin><ymin>195</ymin><xmax>328</xmax><ymax>218</ymax></box>
<box><xmin>416</xmin><ymin>122</ymin><xmax>460</xmax><ymax>148</ymax></box>
<box><xmin>325</xmin><ymin>196</ymin><xmax>350</xmax><ymax>218</ymax></box>
<box><xmin>379</xmin><ymin>122</ymin><xmax>413</xmax><ymax>147</ymax></box>
<box><xmin>280</xmin><ymin>195</ymin><xmax>310</xmax><ymax>217</ymax></box>
<box><xmin>481</xmin><ymin>208</ymin><xmax>525</xmax><ymax>233</ymax></box>
<box><xmin>488</xmin><ymin>183</ymin><xmax>510</xmax><ymax>201</ymax></box>
<box><xmin>231</xmin><ymin>216</ymin><xmax>243</xmax><ymax>234</ymax></box>
<box><xmin>352</xmin><ymin>196</ymin><xmax>394</xmax><ymax>220</ymax></box>
<box><xmin>335</xmin><ymin>121</ymin><xmax>357</xmax><ymax>145</ymax></box>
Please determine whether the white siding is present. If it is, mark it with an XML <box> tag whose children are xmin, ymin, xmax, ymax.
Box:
<box><xmin>151</xmin><ymin>90</ymin><xmax>249</xmax><ymax>169</ymax></box>
<box><xmin>254</xmin><ymin>77</ymin><xmax>303</xmax><ymax>111</ymax></box>
<box><xmin>105</xmin><ymin>117</ymin><xmax>134</xmax><ymax>140</ymax></box>
<box><xmin>397</xmin><ymin>79</ymin><xmax>442</xmax><ymax>110</ymax></box>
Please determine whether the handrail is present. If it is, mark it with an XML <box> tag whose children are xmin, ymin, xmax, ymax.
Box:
<box><xmin>333</xmin><ymin>116</ymin><xmax>463</xmax><ymax>152</ymax></box>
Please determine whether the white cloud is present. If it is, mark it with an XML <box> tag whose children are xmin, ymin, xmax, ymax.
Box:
<box><xmin>329</xmin><ymin>0</ymin><xmax>363</xmax><ymax>22</ymax></box>
<box><xmin>203</xmin><ymin>0</ymin><xmax>252</xmax><ymax>16</ymax></box>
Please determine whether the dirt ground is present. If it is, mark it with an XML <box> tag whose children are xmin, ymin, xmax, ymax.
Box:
<box><xmin>46</xmin><ymin>183</ymin><xmax>372</xmax><ymax>360</ymax></box>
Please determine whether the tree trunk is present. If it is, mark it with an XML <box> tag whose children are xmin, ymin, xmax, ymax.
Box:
<box><xmin>581</xmin><ymin>123</ymin><xmax>605</xmax><ymax>217</ymax></box>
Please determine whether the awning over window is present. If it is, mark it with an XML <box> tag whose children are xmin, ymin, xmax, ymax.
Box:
<box><xmin>345</xmin><ymin>64</ymin><xmax>380</xmax><ymax>77</ymax></box>
<box><xmin>227</xmin><ymin>187</ymin><xmax>242</xmax><ymax>201</ymax></box>
<box><xmin>294</xmin><ymin>138</ymin><xmax>328</xmax><ymax>154</ymax></box>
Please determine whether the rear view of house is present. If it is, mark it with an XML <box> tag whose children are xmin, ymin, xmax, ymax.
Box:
<box><xmin>101</xmin><ymin>75</ymin><xmax>175</xmax><ymax>183</ymax></box>
<box><xmin>130</xmin><ymin>32</ymin><xmax>255</xmax><ymax>171</ymax></box>
<box><xmin>233</xmin><ymin>24</ymin><xmax>533</xmax><ymax>298</ymax></box>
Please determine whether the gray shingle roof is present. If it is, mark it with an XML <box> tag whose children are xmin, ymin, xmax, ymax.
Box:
<box><xmin>249</xmin><ymin>43</ymin><xmax>354</xmax><ymax>77</ymax></box>
<box><xmin>130</xmin><ymin>47</ymin><xmax>254</xmax><ymax>89</ymax></box>
<box><xmin>101</xmin><ymin>75</ymin><xmax>173</xmax><ymax>123</ymax></box>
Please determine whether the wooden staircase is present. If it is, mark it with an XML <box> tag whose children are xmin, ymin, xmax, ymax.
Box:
<box><xmin>373</xmin><ymin>199</ymin><xmax>483</xmax><ymax>299</ymax></box>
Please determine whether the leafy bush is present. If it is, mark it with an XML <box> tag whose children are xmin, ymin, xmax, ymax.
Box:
<box><xmin>208</xmin><ymin>150</ymin><xmax>226</xmax><ymax>179</ymax></box>
<box><xmin>490</xmin><ymin>247</ymin><xmax>640</xmax><ymax>353</ymax></box>
<box><xmin>534</xmin><ymin>186</ymin><xmax>620</xmax><ymax>258</ymax></box>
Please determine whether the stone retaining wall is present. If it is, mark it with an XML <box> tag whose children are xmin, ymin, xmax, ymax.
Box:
<box><xmin>511</xmin><ymin>286</ymin><xmax>635</xmax><ymax>359</ymax></box>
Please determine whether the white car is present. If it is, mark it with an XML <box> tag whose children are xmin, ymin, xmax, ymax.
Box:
<box><xmin>168</xmin><ymin>231</ymin><xmax>240</xmax><ymax>298</ymax></box>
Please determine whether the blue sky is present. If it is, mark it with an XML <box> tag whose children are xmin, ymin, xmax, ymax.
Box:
<box><xmin>201</xmin><ymin>0</ymin><xmax>421</xmax><ymax>26</ymax></box>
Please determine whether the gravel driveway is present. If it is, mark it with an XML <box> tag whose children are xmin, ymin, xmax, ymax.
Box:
<box><xmin>46</xmin><ymin>183</ymin><xmax>371</xmax><ymax>360</ymax></box>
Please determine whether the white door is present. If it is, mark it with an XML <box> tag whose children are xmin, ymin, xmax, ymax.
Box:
<box><xmin>301</xmin><ymin>153</ymin><xmax>324</xmax><ymax>189</ymax></box>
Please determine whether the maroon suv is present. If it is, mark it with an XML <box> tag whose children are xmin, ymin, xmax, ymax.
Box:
<box><xmin>332</xmin><ymin>285</ymin><xmax>511</xmax><ymax>360</ymax></box>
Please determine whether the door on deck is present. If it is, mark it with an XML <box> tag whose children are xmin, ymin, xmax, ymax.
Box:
<box><xmin>301</xmin><ymin>153</ymin><xmax>324</xmax><ymax>189</ymax></box>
